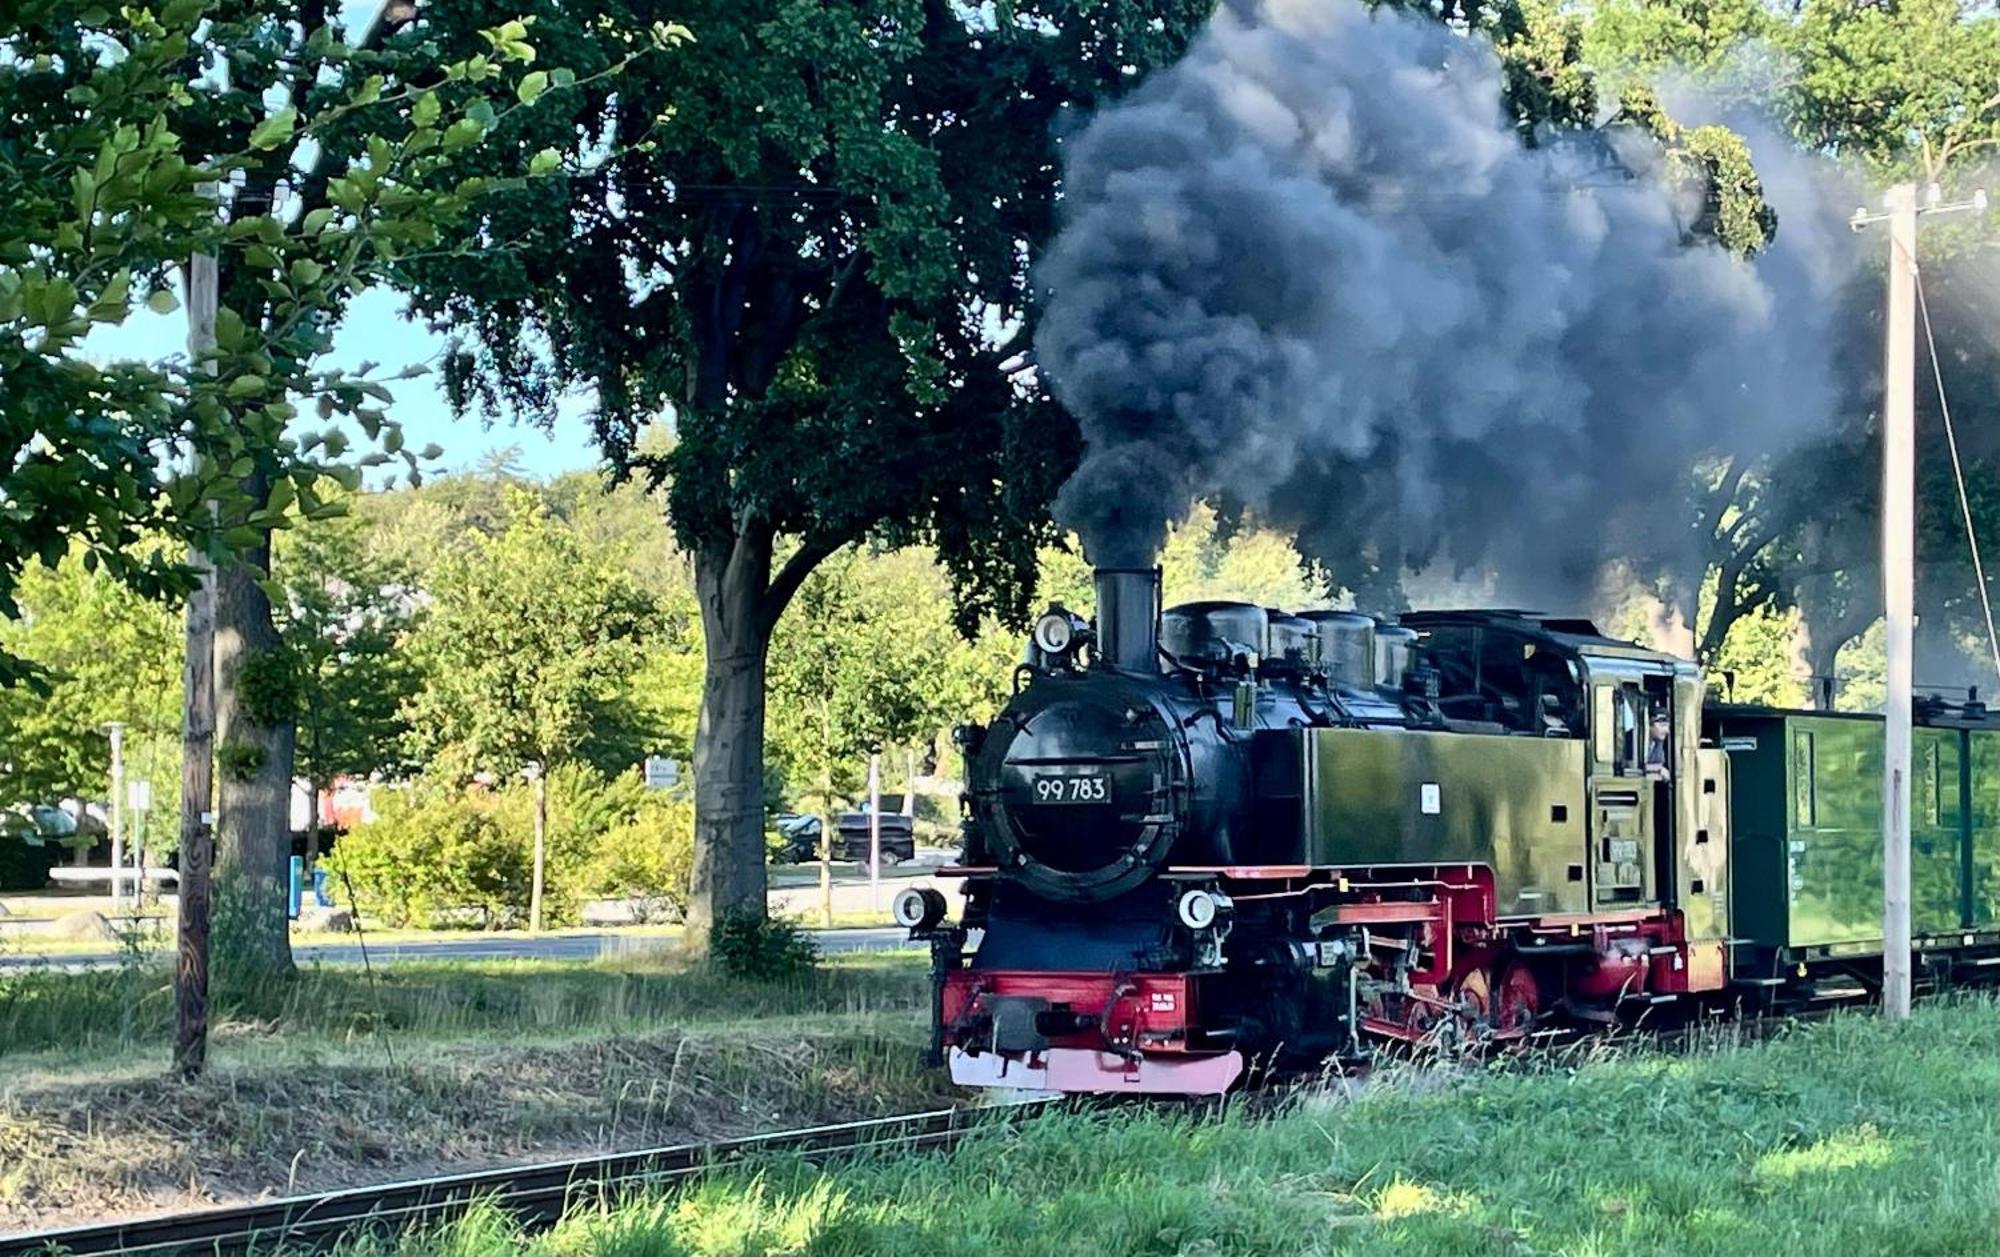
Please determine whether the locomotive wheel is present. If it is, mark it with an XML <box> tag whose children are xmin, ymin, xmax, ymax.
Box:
<box><xmin>1492</xmin><ymin>964</ymin><xmax>1543</xmax><ymax>1039</ymax></box>
<box><xmin>1402</xmin><ymin>981</ymin><xmax>1444</xmax><ymax>1040</ymax></box>
<box><xmin>1454</xmin><ymin>967</ymin><xmax>1494</xmax><ymax>1033</ymax></box>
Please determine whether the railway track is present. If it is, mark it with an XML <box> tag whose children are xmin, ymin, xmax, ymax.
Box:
<box><xmin>0</xmin><ymin>1105</ymin><xmax>1036</xmax><ymax>1257</ymax></box>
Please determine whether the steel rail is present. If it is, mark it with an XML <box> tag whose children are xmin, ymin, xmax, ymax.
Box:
<box><xmin>1</xmin><ymin>1105</ymin><xmax>1033</xmax><ymax>1257</ymax></box>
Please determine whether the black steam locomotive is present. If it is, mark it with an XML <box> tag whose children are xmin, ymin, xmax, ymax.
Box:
<box><xmin>893</xmin><ymin>567</ymin><xmax>2000</xmax><ymax>1096</ymax></box>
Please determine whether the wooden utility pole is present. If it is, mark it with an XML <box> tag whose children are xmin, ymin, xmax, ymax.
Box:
<box><xmin>1880</xmin><ymin>183</ymin><xmax>1917</xmax><ymax>1022</ymax></box>
<box><xmin>175</xmin><ymin>242</ymin><xmax>221</xmax><ymax>1079</ymax></box>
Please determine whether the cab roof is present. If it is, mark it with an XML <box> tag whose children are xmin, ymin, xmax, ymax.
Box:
<box><xmin>1399</xmin><ymin>609</ymin><xmax>1667</xmax><ymax>660</ymax></box>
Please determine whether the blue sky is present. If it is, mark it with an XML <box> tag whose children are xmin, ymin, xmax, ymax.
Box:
<box><xmin>80</xmin><ymin>0</ymin><xmax>609</xmax><ymax>484</ymax></box>
<box><xmin>90</xmin><ymin>286</ymin><xmax>604</xmax><ymax>482</ymax></box>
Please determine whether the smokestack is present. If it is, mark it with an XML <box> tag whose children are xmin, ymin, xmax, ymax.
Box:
<box><xmin>1094</xmin><ymin>567</ymin><xmax>1160</xmax><ymax>674</ymax></box>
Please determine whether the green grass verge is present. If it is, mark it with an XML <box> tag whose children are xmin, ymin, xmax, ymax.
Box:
<box><xmin>0</xmin><ymin>915</ymin><xmax>899</xmax><ymax>957</ymax></box>
<box><xmin>332</xmin><ymin>996</ymin><xmax>1996</xmax><ymax>1257</ymax></box>
<box><xmin>0</xmin><ymin>950</ymin><xmax>929</xmax><ymax>1061</ymax></box>
<box><xmin>0</xmin><ymin>953</ymin><xmax>942</xmax><ymax>1227</ymax></box>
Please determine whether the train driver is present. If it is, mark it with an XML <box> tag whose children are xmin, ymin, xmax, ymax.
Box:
<box><xmin>1645</xmin><ymin>710</ymin><xmax>1671</xmax><ymax>781</ymax></box>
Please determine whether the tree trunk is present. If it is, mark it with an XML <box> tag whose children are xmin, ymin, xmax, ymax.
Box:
<box><xmin>214</xmin><ymin>535</ymin><xmax>297</xmax><ymax>979</ymax></box>
<box><xmin>686</xmin><ymin>534</ymin><xmax>776</xmax><ymax>952</ymax></box>
<box><xmin>1799</xmin><ymin>597</ymin><xmax>1876</xmax><ymax>711</ymax></box>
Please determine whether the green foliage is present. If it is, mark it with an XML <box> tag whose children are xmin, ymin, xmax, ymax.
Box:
<box><xmin>1710</xmin><ymin>605</ymin><xmax>1810</xmax><ymax>708</ymax></box>
<box><xmin>1613</xmin><ymin>87</ymin><xmax>1777</xmax><ymax>256</ymax></box>
<box><xmin>766</xmin><ymin>547</ymin><xmax>1005</xmax><ymax>809</ymax></box>
<box><xmin>409</xmin><ymin>0</ymin><xmax>1211</xmax><ymax>625</ymax></box>
<box><xmin>0</xmin><ymin>547</ymin><xmax>181</xmax><ymax>806</ymax></box>
<box><xmin>327</xmin><ymin>764</ymin><xmax>688</xmax><ymax>928</ymax></box>
<box><xmin>401</xmin><ymin>489</ymin><xmax>662</xmax><ymax>779</ymax></box>
<box><xmin>0</xmin><ymin>5</ymin><xmax>607</xmax><ymax>688</ymax></box>
<box><xmin>587</xmin><ymin>792</ymin><xmax>697</xmax><ymax>924</ymax></box>
<box><xmin>325</xmin><ymin>782</ymin><xmax>527</xmax><ymax>929</ymax></box>
<box><xmin>233</xmin><ymin>647</ymin><xmax>302</xmax><ymax>728</ymax></box>
<box><xmin>273</xmin><ymin>500</ymin><xmax>420</xmax><ymax>794</ymax></box>
<box><xmin>216</xmin><ymin>740</ymin><xmax>268</xmax><ymax>784</ymax></box>
<box><xmin>706</xmin><ymin>910</ymin><xmax>820</xmax><ymax>983</ymax></box>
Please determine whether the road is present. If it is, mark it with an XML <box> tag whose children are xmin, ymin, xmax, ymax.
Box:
<box><xmin>0</xmin><ymin>927</ymin><xmax>915</xmax><ymax>973</ymax></box>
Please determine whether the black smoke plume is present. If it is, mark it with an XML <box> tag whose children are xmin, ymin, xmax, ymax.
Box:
<box><xmin>1035</xmin><ymin>0</ymin><xmax>1858</xmax><ymax>610</ymax></box>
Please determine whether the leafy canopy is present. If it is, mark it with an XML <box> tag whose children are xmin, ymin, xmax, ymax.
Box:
<box><xmin>405</xmin><ymin>0</ymin><xmax>1212</xmax><ymax>626</ymax></box>
<box><xmin>401</xmin><ymin>489</ymin><xmax>660</xmax><ymax>776</ymax></box>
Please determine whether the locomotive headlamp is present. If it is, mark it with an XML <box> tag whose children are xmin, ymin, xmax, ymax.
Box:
<box><xmin>893</xmin><ymin>886</ymin><xmax>948</xmax><ymax>931</ymax></box>
<box><xmin>1177</xmin><ymin>888</ymin><xmax>1232</xmax><ymax>931</ymax></box>
<box><xmin>1033</xmin><ymin>610</ymin><xmax>1077</xmax><ymax>656</ymax></box>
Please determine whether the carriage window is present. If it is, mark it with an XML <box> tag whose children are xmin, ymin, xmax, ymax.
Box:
<box><xmin>1593</xmin><ymin>686</ymin><xmax>1615</xmax><ymax>765</ymax></box>
<box><xmin>1793</xmin><ymin>730</ymin><xmax>1816</xmax><ymax>828</ymax></box>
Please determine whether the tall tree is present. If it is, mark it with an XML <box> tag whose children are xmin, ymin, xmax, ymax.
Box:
<box><xmin>0</xmin><ymin>550</ymin><xmax>183</xmax><ymax>809</ymax></box>
<box><xmin>403</xmin><ymin>1</ymin><xmax>1211</xmax><ymax>941</ymax></box>
<box><xmin>402</xmin><ymin>489</ymin><xmax>659</xmax><ymax>928</ymax></box>
<box><xmin>271</xmin><ymin>506</ymin><xmax>417</xmax><ymax>863</ymax></box>
<box><xmin>1582</xmin><ymin>0</ymin><xmax>2000</xmax><ymax>683</ymax></box>
<box><xmin>159</xmin><ymin>4</ymin><xmax>609</xmax><ymax>973</ymax></box>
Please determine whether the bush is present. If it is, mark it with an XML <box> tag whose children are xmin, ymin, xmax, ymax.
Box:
<box><xmin>584</xmin><ymin>792</ymin><xmax>695</xmax><ymax>923</ymax></box>
<box><xmin>708</xmin><ymin>911</ymin><xmax>819</xmax><ymax>981</ymax></box>
<box><xmin>325</xmin><ymin>784</ymin><xmax>528</xmax><ymax>928</ymax></box>
<box><xmin>327</xmin><ymin>765</ymin><xmax>695</xmax><ymax>929</ymax></box>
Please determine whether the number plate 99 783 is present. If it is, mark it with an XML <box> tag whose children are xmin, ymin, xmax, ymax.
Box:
<box><xmin>1030</xmin><ymin>771</ymin><xmax>1110</xmax><ymax>804</ymax></box>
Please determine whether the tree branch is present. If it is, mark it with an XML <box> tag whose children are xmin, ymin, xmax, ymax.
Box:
<box><xmin>759</xmin><ymin>534</ymin><xmax>843</xmax><ymax>639</ymax></box>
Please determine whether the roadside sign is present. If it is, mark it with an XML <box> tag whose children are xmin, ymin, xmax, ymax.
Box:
<box><xmin>643</xmin><ymin>756</ymin><xmax>679</xmax><ymax>790</ymax></box>
<box><xmin>127</xmin><ymin>779</ymin><xmax>152</xmax><ymax>812</ymax></box>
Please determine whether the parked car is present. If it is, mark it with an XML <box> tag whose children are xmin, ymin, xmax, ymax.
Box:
<box><xmin>771</xmin><ymin>812</ymin><xmax>823</xmax><ymax>864</ymax></box>
<box><xmin>834</xmin><ymin>810</ymin><xmax>915</xmax><ymax>864</ymax></box>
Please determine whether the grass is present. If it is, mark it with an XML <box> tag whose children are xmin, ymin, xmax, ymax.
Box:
<box><xmin>322</xmin><ymin>996</ymin><xmax>1997</xmax><ymax>1257</ymax></box>
<box><xmin>0</xmin><ymin>952</ymin><xmax>942</xmax><ymax>1230</ymax></box>
<box><xmin>0</xmin><ymin>911</ymin><xmax>900</xmax><ymax>956</ymax></box>
<box><xmin>0</xmin><ymin>948</ymin><xmax>928</xmax><ymax>1060</ymax></box>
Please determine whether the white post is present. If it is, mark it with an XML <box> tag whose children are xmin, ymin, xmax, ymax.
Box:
<box><xmin>526</xmin><ymin>762</ymin><xmax>547</xmax><ymax>934</ymax></box>
<box><xmin>903</xmin><ymin>750</ymin><xmax>916</xmax><ymax>817</ymax></box>
<box><xmin>106</xmin><ymin>722</ymin><xmax>126</xmax><ymax>907</ymax></box>
<box><xmin>868</xmin><ymin>752</ymin><xmax>882</xmax><ymax>912</ymax></box>
<box><xmin>1881</xmin><ymin>183</ymin><xmax>1917</xmax><ymax>1022</ymax></box>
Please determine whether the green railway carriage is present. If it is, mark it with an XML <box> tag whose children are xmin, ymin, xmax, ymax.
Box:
<box><xmin>1705</xmin><ymin>702</ymin><xmax>2000</xmax><ymax>982</ymax></box>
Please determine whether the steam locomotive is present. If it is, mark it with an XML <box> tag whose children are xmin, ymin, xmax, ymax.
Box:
<box><xmin>892</xmin><ymin>568</ymin><xmax>2000</xmax><ymax>1095</ymax></box>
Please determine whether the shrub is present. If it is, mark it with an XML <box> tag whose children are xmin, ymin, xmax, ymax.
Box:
<box><xmin>324</xmin><ymin>784</ymin><xmax>529</xmax><ymax>928</ymax></box>
<box><xmin>327</xmin><ymin>765</ymin><xmax>695</xmax><ymax>929</ymax></box>
<box><xmin>708</xmin><ymin>911</ymin><xmax>819</xmax><ymax>981</ymax></box>
<box><xmin>584</xmin><ymin>791</ymin><xmax>695</xmax><ymax>923</ymax></box>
